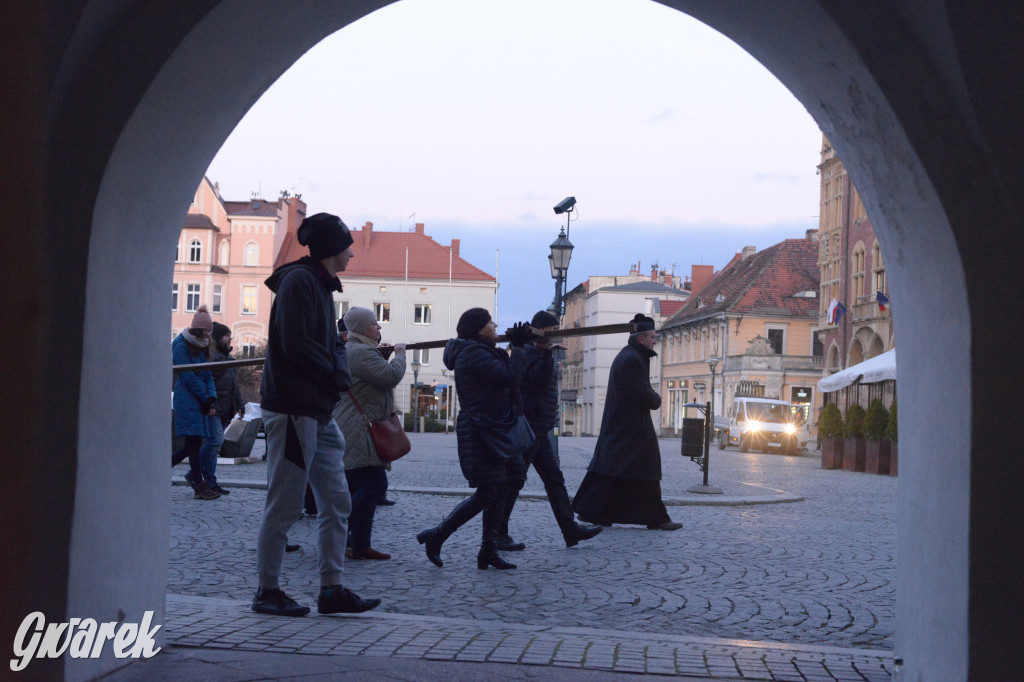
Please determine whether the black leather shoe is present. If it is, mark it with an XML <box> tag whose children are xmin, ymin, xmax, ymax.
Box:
<box><xmin>209</xmin><ymin>483</ymin><xmax>230</xmax><ymax>495</ymax></box>
<box><xmin>416</xmin><ymin>528</ymin><xmax>444</xmax><ymax>567</ymax></box>
<box><xmin>497</xmin><ymin>535</ymin><xmax>526</xmax><ymax>551</ymax></box>
<box><xmin>647</xmin><ymin>521</ymin><xmax>683</xmax><ymax>531</ymax></box>
<box><xmin>377</xmin><ymin>498</ymin><xmax>397</xmax><ymax>506</ymax></box>
<box><xmin>251</xmin><ymin>587</ymin><xmax>309</xmax><ymax>617</ymax></box>
<box><xmin>285</xmin><ymin>544</ymin><xmax>300</xmax><ymax>553</ymax></box>
<box><xmin>318</xmin><ymin>585</ymin><xmax>381</xmax><ymax>614</ymax></box>
<box><xmin>565</xmin><ymin>523</ymin><xmax>603</xmax><ymax>548</ymax></box>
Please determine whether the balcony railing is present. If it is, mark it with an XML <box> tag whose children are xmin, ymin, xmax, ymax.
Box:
<box><xmin>851</xmin><ymin>295</ymin><xmax>890</xmax><ymax>322</ymax></box>
<box><xmin>722</xmin><ymin>354</ymin><xmax>823</xmax><ymax>372</ymax></box>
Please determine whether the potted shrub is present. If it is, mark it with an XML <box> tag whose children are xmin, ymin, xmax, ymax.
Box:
<box><xmin>819</xmin><ymin>402</ymin><xmax>844</xmax><ymax>469</ymax></box>
<box><xmin>887</xmin><ymin>398</ymin><xmax>898</xmax><ymax>476</ymax></box>
<box><xmin>843</xmin><ymin>403</ymin><xmax>867</xmax><ymax>472</ymax></box>
<box><xmin>864</xmin><ymin>399</ymin><xmax>891</xmax><ymax>475</ymax></box>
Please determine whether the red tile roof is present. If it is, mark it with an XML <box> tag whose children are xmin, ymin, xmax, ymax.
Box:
<box><xmin>659</xmin><ymin>300</ymin><xmax>686</xmax><ymax>317</ymax></box>
<box><xmin>663</xmin><ymin>238</ymin><xmax>820</xmax><ymax>327</ymax></box>
<box><xmin>275</xmin><ymin>225</ymin><xmax>495</xmax><ymax>282</ymax></box>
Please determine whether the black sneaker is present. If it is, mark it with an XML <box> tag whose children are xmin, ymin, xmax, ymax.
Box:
<box><xmin>251</xmin><ymin>587</ymin><xmax>309</xmax><ymax>617</ymax></box>
<box><xmin>209</xmin><ymin>483</ymin><xmax>230</xmax><ymax>495</ymax></box>
<box><xmin>317</xmin><ymin>585</ymin><xmax>381</xmax><ymax>614</ymax></box>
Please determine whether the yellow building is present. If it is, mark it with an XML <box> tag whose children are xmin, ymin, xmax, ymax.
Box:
<box><xmin>659</xmin><ymin>236</ymin><xmax>823</xmax><ymax>435</ymax></box>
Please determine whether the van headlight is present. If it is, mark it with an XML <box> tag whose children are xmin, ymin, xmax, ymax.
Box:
<box><xmin>784</xmin><ymin>423</ymin><xmax>797</xmax><ymax>435</ymax></box>
<box><xmin>747</xmin><ymin>421</ymin><xmax>762</xmax><ymax>432</ymax></box>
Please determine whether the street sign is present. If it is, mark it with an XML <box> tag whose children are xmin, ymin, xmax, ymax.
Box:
<box><xmin>693</xmin><ymin>382</ymin><xmax>706</xmax><ymax>390</ymax></box>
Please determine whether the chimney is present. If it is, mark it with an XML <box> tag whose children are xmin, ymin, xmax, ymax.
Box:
<box><xmin>741</xmin><ymin>245</ymin><xmax>756</xmax><ymax>260</ymax></box>
<box><xmin>629</xmin><ymin>262</ymin><xmax>639</xmax><ymax>277</ymax></box>
<box><xmin>415</xmin><ymin>222</ymin><xmax>425</xmax><ymax>235</ymax></box>
<box><xmin>651</xmin><ymin>265</ymin><xmax>658</xmax><ymax>282</ymax></box>
<box><xmin>450</xmin><ymin>238</ymin><xmax>460</xmax><ymax>257</ymax></box>
<box><xmin>805</xmin><ymin>228</ymin><xmax>819</xmax><ymax>241</ymax></box>
<box><xmin>362</xmin><ymin>221</ymin><xmax>373</xmax><ymax>248</ymax></box>
<box><xmin>691</xmin><ymin>264</ymin><xmax>714</xmax><ymax>296</ymax></box>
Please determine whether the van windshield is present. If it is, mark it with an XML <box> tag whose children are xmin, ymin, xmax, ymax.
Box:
<box><xmin>745</xmin><ymin>403</ymin><xmax>790</xmax><ymax>423</ymax></box>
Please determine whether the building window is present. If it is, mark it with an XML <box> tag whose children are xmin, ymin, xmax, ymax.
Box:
<box><xmin>219</xmin><ymin>242</ymin><xmax>229</xmax><ymax>266</ymax></box>
<box><xmin>175</xmin><ymin>242</ymin><xmax>180</xmax><ymax>263</ymax></box>
<box><xmin>872</xmin><ymin>241</ymin><xmax>887</xmax><ymax>294</ymax></box>
<box><xmin>767</xmin><ymin>328</ymin><xmax>785</xmax><ymax>355</ymax></box>
<box><xmin>240</xmin><ymin>334</ymin><xmax>258</xmax><ymax>358</ymax></box>
<box><xmin>171</xmin><ymin>283</ymin><xmax>179</xmax><ymax>312</ymax></box>
<box><xmin>852</xmin><ymin>243</ymin><xmax>866</xmax><ymax>298</ymax></box>
<box><xmin>414</xmin><ymin>304</ymin><xmax>432</xmax><ymax>324</ymax></box>
<box><xmin>185</xmin><ymin>284</ymin><xmax>200</xmax><ymax>313</ymax></box>
<box><xmin>244</xmin><ymin>242</ymin><xmax>259</xmax><ymax>266</ymax></box>
<box><xmin>812</xmin><ymin>330</ymin><xmax>824</xmax><ymax>357</ymax></box>
<box><xmin>375</xmin><ymin>302</ymin><xmax>391</xmax><ymax>323</ymax></box>
<box><xmin>188</xmin><ymin>239</ymin><xmax>202</xmax><ymax>264</ymax></box>
<box><xmin>412</xmin><ymin>348</ymin><xmax>430</xmax><ymax>365</ymax></box>
<box><xmin>241</xmin><ymin>285</ymin><xmax>257</xmax><ymax>315</ymax></box>
<box><xmin>212</xmin><ymin>284</ymin><xmax>222</xmax><ymax>313</ymax></box>
<box><xmin>335</xmin><ymin>300</ymin><xmax>350</xmax><ymax>319</ymax></box>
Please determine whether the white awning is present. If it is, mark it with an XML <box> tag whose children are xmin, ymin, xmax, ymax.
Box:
<box><xmin>818</xmin><ymin>348</ymin><xmax>897</xmax><ymax>393</ymax></box>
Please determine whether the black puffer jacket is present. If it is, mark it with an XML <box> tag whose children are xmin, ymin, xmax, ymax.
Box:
<box><xmin>210</xmin><ymin>346</ymin><xmax>243</xmax><ymax>423</ymax></box>
<box><xmin>444</xmin><ymin>337</ymin><xmax>527</xmax><ymax>486</ymax></box>
<box><xmin>519</xmin><ymin>343</ymin><xmax>558</xmax><ymax>432</ymax></box>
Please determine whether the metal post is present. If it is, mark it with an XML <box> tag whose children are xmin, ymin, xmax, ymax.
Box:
<box><xmin>703</xmin><ymin>399</ymin><xmax>712</xmax><ymax>487</ymax></box>
<box><xmin>412</xmin><ymin>368</ymin><xmax>419</xmax><ymax>433</ymax></box>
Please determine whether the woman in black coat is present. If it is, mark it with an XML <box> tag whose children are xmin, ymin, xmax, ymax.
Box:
<box><xmin>416</xmin><ymin>308</ymin><xmax>533</xmax><ymax>569</ymax></box>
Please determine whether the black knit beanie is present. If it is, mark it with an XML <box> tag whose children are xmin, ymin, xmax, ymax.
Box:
<box><xmin>297</xmin><ymin>212</ymin><xmax>354</xmax><ymax>261</ymax></box>
<box><xmin>211</xmin><ymin>322</ymin><xmax>231</xmax><ymax>342</ymax></box>
<box><xmin>456</xmin><ymin>308</ymin><xmax>491</xmax><ymax>339</ymax></box>
<box><xmin>530</xmin><ymin>310</ymin><xmax>560</xmax><ymax>328</ymax></box>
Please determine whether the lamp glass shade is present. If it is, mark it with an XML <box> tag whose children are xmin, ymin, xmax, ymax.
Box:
<box><xmin>548</xmin><ymin>254</ymin><xmax>558</xmax><ymax>279</ymax></box>
<box><xmin>549</xmin><ymin>229</ymin><xmax>574</xmax><ymax>274</ymax></box>
<box><xmin>411</xmin><ymin>359</ymin><xmax>422</xmax><ymax>372</ymax></box>
<box><xmin>708</xmin><ymin>357</ymin><xmax>719</xmax><ymax>372</ymax></box>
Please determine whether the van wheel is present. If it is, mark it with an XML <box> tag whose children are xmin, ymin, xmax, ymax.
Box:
<box><xmin>717</xmin><ymin>433</ymin><xmax>727</xmax><ymax>450</ymax></box>
<box><xmin>739</xmin><ymin>436</ymin><xmax>750</xmax><ymax>453</ymax></box>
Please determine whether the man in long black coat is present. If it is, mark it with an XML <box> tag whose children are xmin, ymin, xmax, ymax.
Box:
<box><xmin>572</xmin><ymin>314</ymin><xmax>682</xmax><ymax>531</ymax></box>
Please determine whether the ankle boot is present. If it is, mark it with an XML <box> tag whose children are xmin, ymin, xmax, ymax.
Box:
<box><xmin>478</xmin><ymin>493</ymin><xmax>516</xmax><ymax>569</ymax></box>
<box><xmin>416</xmin><ymin>494</ymin><xmax>486</xmax><ymax>567</ymax></box>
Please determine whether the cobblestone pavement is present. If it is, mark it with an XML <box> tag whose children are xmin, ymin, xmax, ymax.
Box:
<box><xmin>167</xmin><ymin>434</ymin><xmax>896</xmax><ymax>679</ymax></box>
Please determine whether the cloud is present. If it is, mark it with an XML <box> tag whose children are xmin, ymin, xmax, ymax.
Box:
<box><xmin>645</xmin><ymin>108</ymin><xmax>676</xmax><ymax>124</ymax></box>
<box><xmin>751</xmin><ymin>171</ymin><xmax>803</xmax><ymax>184</ymax></box>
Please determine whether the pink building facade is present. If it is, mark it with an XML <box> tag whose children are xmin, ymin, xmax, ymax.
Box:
<box><xmin>171</xmin><ymin>178</ymin><xmax>305</xmax><ymax>354</ymax></box>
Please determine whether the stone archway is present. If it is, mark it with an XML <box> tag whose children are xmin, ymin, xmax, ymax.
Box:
<box><xmin>849</xmin><ymin>338</ymin><xmax>865</xmax><ymax>366</ymax></box>
<box><xmin>7</xmin><ymin>2</ymin><xmax>1022</xmax><ymax>680</ymax></box>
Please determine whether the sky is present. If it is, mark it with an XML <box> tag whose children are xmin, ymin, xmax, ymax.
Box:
<box><xmin>206</xmin><ymin>0</ymin><xmax>824</xmax><ymax>329</ymax></box>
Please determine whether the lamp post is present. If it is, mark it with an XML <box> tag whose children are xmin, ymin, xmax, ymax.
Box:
<box><xmin>684</xmin><ymin>355</ymin><xmax>723</xmax><ymax>494</ymax></box>
<box><xmin>411</xmin><ymin>356</ymin><xmax>421</xmax><ymax>433</ymax></box>
<box><xmin>550</xmin><ymin>196</ymin><xmax>576</xmax><ymax>317</ymax></box>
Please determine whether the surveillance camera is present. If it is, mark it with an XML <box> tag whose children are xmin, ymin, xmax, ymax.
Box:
<box><xmin>553</xmin><ymin>196</ymin><xmax>576</xmax><ymax>214</ymax></box>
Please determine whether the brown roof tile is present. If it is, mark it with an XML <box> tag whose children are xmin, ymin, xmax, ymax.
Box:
<box><xmin>225</xmin><ymin>200</ymin><xmax>279</xmax><ymax>218</ymax></box>
<box><xmin>663</xmin><ymin>238</ymin><xmax>820</xmax><ymax>327</ymax></box>
<box><xmin>183</xmin><ymin>213</ymin><xmax>219</xmax><ymax>231</ymax></box>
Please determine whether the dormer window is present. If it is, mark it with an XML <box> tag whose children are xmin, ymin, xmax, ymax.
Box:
<box><xmin>695</xmin><ymin>298</ymin><xmax>704</xmax><ymax>309</ymax></box>
<box><xmin>793</xmin><ymin>290</ymin><xmax>818</xmax><ymax>298</ymax></box>
<box><xmin>715</xmin><ymin>292</ymin><xmax>725</xmax><ymax>303</ymax></box>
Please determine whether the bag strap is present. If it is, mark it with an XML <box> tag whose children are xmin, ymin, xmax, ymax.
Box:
<box><xmin>346</xmin><ymin>391</ymin><xmax>372</xmax><ymax>428</ymax></box>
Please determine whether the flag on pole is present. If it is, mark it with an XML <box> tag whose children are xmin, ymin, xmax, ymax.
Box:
<box><xmin>876</xmin><ymin>291</ymin><xmax>889</xmax><ymax>311</ymax></box>
<box><xmin>826</xmin><ymin>299</ymin><xmax>847</xmax><ymax>325</ymax></box>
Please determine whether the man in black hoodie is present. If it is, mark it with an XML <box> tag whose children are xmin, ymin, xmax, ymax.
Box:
<box><xmin>499</xmin><ymin>310</ymin><xmax>603</xmax><ymax>551</ymax></box>
<box><xmin>253</xmin><ymin>212</ymin><xmax>381</xmax><ymax>617</ymax></box>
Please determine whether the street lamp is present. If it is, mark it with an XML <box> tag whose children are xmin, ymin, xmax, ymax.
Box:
<box><xmin>708</xmin><ymin>356</ymin><xmax>719</xmax><ymax>421</ymax></box>
<box><xmin>410</xmin><ymin>356</ymin><xmax>421</xmax><ymax>433</ymax></box>
<box><xmin>548</xmin><ymin>226</ymin><xmax>574</xmax><ymax>317</ymax></box>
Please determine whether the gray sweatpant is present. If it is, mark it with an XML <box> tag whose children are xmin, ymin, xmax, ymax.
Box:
<box><xmin>256</xmin><ymin>409</ymin><xmax>351</xmax><ymax>589</ymax></box>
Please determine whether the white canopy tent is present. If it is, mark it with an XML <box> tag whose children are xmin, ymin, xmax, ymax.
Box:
<box><xmin>818</xmin><ymin>348</ymin><xmax>897</xmax><ymax>393</ymax></box>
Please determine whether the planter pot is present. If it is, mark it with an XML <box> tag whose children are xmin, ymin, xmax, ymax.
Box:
<box><xmin>843</xmin><ymin>437</ymin><xmax>867</xmax><ymax>472</ymax></box>
<box><xmin>889</xmin><ymin>442</ymin><xmax>898</xmax><ymax>476</ymax></box>
<box><xmin>865</xmin><ymin>439</ymin><xmax>892</xmax><ymax>475</ymax></box>
<box><xmin>821</xmin><ymin>436</ymin><xmax>844</xmax><ymax>469</ymax></box>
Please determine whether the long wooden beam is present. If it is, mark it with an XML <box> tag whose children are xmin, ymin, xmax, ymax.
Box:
<box><xmin>173</xmin><ymin>322</ymin><xmax>641</xmax><ymax>373</ymax></box>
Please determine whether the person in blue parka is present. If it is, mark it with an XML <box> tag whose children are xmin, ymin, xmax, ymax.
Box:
<box><xmin>171</xmin><ymin>305</ymin><xmax>220</xmax><ymax>500</ymax></box>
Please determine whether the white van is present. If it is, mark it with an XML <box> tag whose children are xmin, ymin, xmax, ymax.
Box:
<box><xmin>713</xmin><ymin>397</ymin><xmax>808</xmax><ymax>455</ymax></box>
